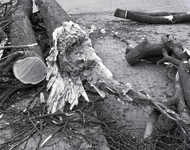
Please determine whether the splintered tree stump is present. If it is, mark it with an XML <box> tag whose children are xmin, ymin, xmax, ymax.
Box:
<box><xmin>10</xmin><ymin>0</ymin><xmax>46</xmax><ymax>84</ymax></box>
<box><xmin>114</xmin><ymin>8</ymin><xmax>190</xmax><ymax>24</ymax></box>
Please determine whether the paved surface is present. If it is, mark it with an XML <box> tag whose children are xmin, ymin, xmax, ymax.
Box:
<box><xmin>56</xmin><ymin>0</ymin><xmax>190</xmax><ymax>14</ymax></box>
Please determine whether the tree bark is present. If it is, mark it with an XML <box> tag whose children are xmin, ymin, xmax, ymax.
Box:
<box><xmin>114</xmin><ymin>8</ymin><xmax>190</xmax><ymax>24</ymax></box>
<box><xmin>10</xmin><ymin>0</ymin><xmax>46</xmax><ymax>84</ymax></box>
<box><xmin>34</xmin><ymin>0</ymin><xmax>72</xmax><ymax>41</ymax></box>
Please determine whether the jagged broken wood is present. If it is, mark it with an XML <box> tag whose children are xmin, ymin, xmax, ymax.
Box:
<box><xmin>8</xmin><ymin>0</ymin><xmax>46</xmax><ymax>84</ymax></box>
<box><xmin>114</xmin><ymin>9</ymin><xmax>190</xmax><ymax>24</ymax></box>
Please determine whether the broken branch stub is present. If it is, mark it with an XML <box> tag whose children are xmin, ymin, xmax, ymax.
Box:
<box><xmin>161</xmin><ymin>35</ymin><xmax>189</xmax><ymax>60</ymax></box>
<box><xmin>36</xmin><ymin>0</ymin><xmax>132</xmax><ymax>113</ymax></box>
<box><xmin>125</xmin><ymin>38</ymin><xmax>171</xmax><ymax>65</ymax></box>
<box><xmin>10</xmin><ymin>0</ymin><xmax>46</xmax><ymax>84</ymax></box>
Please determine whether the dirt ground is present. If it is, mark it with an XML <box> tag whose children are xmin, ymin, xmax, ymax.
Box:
<box><xmin>73</xmin><ymin>11</ymin><xmax>190</xmax><ymax>131</ymax></box>
<box><xmin>72</xmin><ymin>12</ymin><xmax>190</xmax><ymax>148</ymax></box>
<box><xmin>1</xmin><ymin>2</ymin><xmax>190</xmax><ymax>149</ymax></box>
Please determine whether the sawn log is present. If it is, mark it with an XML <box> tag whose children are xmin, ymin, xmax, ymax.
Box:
<box><xmin>9</xmin><ymin>0</ymin><xmax>46</xmax><ymax>84</ymax></box>
<box><xmin>114</xmin><ymin>9</ymin><xmax>190</xmax><ymax>24</ymax></box>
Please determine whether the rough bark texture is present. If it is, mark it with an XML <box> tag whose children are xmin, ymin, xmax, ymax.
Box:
<box><xmin>35</xmin><ymin>0</ymin><xmax>72</xmax><ymax>40</ymax></box>
<box><xmin>10</xmin><ymin>0</ymin><xmax>46</xmax><ymax>84</ymax></box>
<box><xmin>114</xmin><ymin>8</ymin><xmax>190</xmax><ymax>24</ymax></box>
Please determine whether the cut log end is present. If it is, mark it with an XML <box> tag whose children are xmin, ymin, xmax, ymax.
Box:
<box><xmin>114</xmin><ymin>8</ymin><xmax>126</xmax><ymax>18</ymax></box>
<box><xmin>13</xmin><ymin>57</ymin><xmax>47</xmax><ymax>84</ymax></box>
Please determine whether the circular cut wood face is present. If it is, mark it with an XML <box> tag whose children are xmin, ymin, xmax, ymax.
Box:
<box><xmin>13</xmin><ymin>57</ymin><xmax>47</xmax><ymax>84</ymax></box>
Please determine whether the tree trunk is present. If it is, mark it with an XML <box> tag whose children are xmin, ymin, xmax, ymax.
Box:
<box><xmin>10</xmin><ymin>0</ymin><xmax>46</xmax><ymax>84</ymax></box>
<box><xmin>34</xmin><ymin>0</ymin><xmax>72</xmax><ymax>41</ymax></box>
<box><xmin>114</xmin><ymin>8</ymin><xmax>190</xmax><ymax>24</ymax></box>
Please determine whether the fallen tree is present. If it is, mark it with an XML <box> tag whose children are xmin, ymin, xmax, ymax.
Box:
<box><xmin>35</xmin><ymin>0</ymin><xmax>175</xmax><ymax>114</ymax></box>
<box><xmin>9</xmin><ymin>0</ymin><xmax>46</xmax><ymax>85</ymax></box>
<box><xmin>0</xmin><ymin>0</ymin><xmax>46</xmax><ymax>84</ymax></box>
<box><xmin>0</xmin><ymin>0</ymin><xmax>189</xmax><ymax>149</ymax></box>
<box><xmin>114</xmin><ymin>8</ymin><xmax>190</xmax><ymax>24</ymax></box>
<box><xmin>34</xmin><ymin>1</ymin><xmax>190</xmax><ymax>144</ymax></box>
<box><xmin>35</xmin><ymin>0</ymin><xmax>141</xmax><ymax>113</ymax></box>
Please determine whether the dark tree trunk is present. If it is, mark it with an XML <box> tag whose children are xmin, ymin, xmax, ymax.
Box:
<box><xmin>10</xmin><ymin>0</ymin><xmax>46</xmax><ymax>84</ymax></box>
<box><xmin>114</xmin><ymin>8</ymin><xmax>190</xmax><ymax>24</ymax></box>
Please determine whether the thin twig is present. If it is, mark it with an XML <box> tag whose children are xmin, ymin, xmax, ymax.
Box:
<box><xmin>113</xmin><ymin>32</ymin><xmax>129</xmax><ymax>45</ymax></box>
<box><xmin>0</xmin><ymin>51</ymin><xmax>24</xmax><ymax>63</ymax></box>
<box><xmin>0</xmin><ymin>43</ymin><xmax>38</xmax><ymax>50</ymax></box>
<box><xmin>28</xmin><ymin>117</ymin><xmax>43</xmax><ymax>136</ymax></box>
<box><xmin>40</xmin><ymin>120</ymin><xmax>68</xmax><ymax>147</ymax></box>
